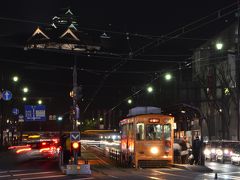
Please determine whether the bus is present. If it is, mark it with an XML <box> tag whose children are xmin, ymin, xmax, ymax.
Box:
<box><xmin>119</xmin><ymin>108</ymin><xmax>174</xmax><ymax>168</ymax></box>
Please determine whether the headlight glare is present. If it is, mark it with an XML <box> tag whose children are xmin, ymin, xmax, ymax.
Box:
<box><xmin>224</xmin><ymin>149</ymin><xmax>229</xmax><ymax>154</ymax></box>
<box><xmin>204</xmin><ymin>149</ymin><xmax>210</xmax><ymax>155</ymax></box>
<box><xmin>150</xmin><ymin>147</ymin><xmax>159</xmax><ymax>154</ymax></box>
<box><xmin>211</xmin><ymin>148</ymin><xmax>216</xmax><ymax>153</ymax></box>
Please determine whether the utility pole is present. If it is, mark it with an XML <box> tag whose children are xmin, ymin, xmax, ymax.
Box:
<box><xmin>73</xmin><ymin>55</ymin><xmax>78</xmax><ymax>131</ymax></box>
<box><xmin>237</xmin><ymin>0</ymin><xmax>240</xmax><ymax>140</ymax></box>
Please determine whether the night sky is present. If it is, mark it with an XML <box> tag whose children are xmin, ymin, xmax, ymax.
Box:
<box><xmin>0</xmin><ymin>0</ymin><xmax>236</xmax><ymax>119</ymax></box>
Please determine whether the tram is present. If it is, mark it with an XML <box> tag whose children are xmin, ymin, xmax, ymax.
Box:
<box><xmin>119</xmin><ymin>107</ymin><xmax>174</xmax><ymax>168</ymax></box>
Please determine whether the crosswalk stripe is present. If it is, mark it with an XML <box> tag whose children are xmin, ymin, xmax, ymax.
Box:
<box><xmin>20</xmin><ymin>174</ymin><xmax>66</xmax><ymax>180</ymax></box>
<box><xmin>0</xmin><ymin>174</ymin><xmax>11</xmax><ymax>178</ymax></box>
<box><xmin>71</xmin><ymin>178</ymin><xmax>95</xmax><ymax>180</ymax></box>
<box><xmin>0</xmin><ymin>171</ymin><xmax>8</xmax><ymax>174</ymax></box>
<box><xmin>153</xmin><ymin>170</ymin><xmax>194</xmax><ymax>179</ymax></box>
<box><xmin>13</xmin><ymin>171</ymin><xmax>59</xmax><ymax>177</ymax></box>
<box><xmin>108</xmin><ymin>175</ymin><xmax>119</xmax><ymax>179</ymax></box>
<box><xmin>145</xmin><ymin>176</ymin><xmax>161</xmax><ymax>180</ymax></box>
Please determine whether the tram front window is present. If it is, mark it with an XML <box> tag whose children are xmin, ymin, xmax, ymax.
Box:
<box><xmin>146</xmin><ymin>124</ymin><xmax>162</xmax><ymax>140</ymax></box>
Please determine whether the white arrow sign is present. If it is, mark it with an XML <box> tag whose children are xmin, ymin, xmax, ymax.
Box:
<box><xmin>70</xmin><ymin>131</ymin><xmax>80</xmax><ymax>141</ymax></box>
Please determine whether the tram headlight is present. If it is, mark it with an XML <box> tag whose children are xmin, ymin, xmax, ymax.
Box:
<box><xmin>150</xmin><ymin>147</ymin><xmax>159</xmax><ymax>155</ymax></box>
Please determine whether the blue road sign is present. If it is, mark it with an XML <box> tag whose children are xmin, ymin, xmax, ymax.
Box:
<box><xmin>18</xmin><ymin>114</ymin><xmax>24</xmax><ymax>122</ymax></box>
<box><xmin>2</xmin><ymin>90</ymin><xmax>12</xmax><ymax>101</ymax></box>
<box><xmin>12</xmin><ymin>108</ymin><xmax>19</xmax><ymax>115</ymax></box>
<box><xmin>25</xmin><ymin>105</ymin><xmax>46</xmax><ymax>121</ymax></box>
<box><xmin>70</xmin><ymin>131</ymin><xmax>80</xmax><ymax>142</ymax></box>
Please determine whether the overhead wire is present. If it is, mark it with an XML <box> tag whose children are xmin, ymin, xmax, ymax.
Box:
<box><xmin>131</xmin><ymin>2</ymin><xmax>239</xmax><ymax>57</ymax></box>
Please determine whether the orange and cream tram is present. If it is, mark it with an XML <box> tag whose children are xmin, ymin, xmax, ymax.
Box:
<box><xmin>119</xmin><ymin>107</ymin><xmax>174</xmax><ymax>168</ymax></box>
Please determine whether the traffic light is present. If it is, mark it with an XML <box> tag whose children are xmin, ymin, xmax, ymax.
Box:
<box><xmin>71</xmin><ymin>141</ymin><xmax>81</xmax><ymax>156</ymax></box>
<box><xmin>72</xmin><ymin>141</ymin><xmax>79</xmax><ymax>149</ymax></box>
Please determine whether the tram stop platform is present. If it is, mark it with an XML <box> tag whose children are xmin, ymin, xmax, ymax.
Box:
<box><xmin>172</xmin><ymin>164</ymin><xmax>213</xmax><ymax>173</ymax></box>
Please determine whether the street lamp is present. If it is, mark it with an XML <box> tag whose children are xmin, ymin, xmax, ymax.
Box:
<box><xmin>12</xmin><ymin>76</ymin><xmax>19</xmax><ymax>82</ymax></box>
<box><xmin>216</xmin><ymin>42</ymin><xmax>223</xmax><ymax>50</ymax></box>
<box><xmin>22</xmin><ymin>97</ymin><xmax>27</xmax><ymax>102</ymax></box>
<box><xmin>58</xmin><ymin>116</ymin><xmax>63</xmax><ymax>121</ymax></box>
<box><xmin>22</xmin><ymin>87</ymin><xmax>29</xmax><ymax>93</ymax></box>
<box><xmin>128</xmin><ymin>99</ymin><xmax>132</xmax><ymax>104</ymax></box>
<box><xmin>164</xmin><ymin>73</ymin><xmax>172</xmax><ymax>81</ymax></box>
<box><xmin>147</xmin><ymin>86</ymin><xmax>153</xmax><ymax>93</ymax></box>
<box><xmin>37</xmin><ymin>100</ymin><xmax>42</xmax><ymax>105</ymax></box>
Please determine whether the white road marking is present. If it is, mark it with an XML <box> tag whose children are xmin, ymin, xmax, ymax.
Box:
<box><xmin>0</xmin><ymin>171</ymin><xmax>8</xmax><ymax>174</ymax></box>
<box><xmin>108</xmin><ymin>175</ymin><xmax>119</xmax><ymax>178</ymax></box>
<box><xmin>0</xmin><ymin>174</ymin><xmax>11</xmax><ymax>178</ymax></box>
<box><xmin>153</xmin><ymin>170</ymin><xmax>193</xmax><ymax>179</ymax></box>
<box><xmin>20</xmin><ymin>174</ymin><xmax>66</xmax><ymax>180</ymax></box>
<box><xmin>13</xmin><ymin>171</ymin><xmax>58</xmax><ymax>177</ymax></box>
<box><xmin>71</xmin><ymin>178</ymin><xmax>95</xmax><ymax>180</ymax></box>
<box><xmin>145</xmin><ymin>176</ymin><xmax>161</xmax><ymax>180</ymax></box>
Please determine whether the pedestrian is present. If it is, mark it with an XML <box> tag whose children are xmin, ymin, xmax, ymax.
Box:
<box><xmin>192</xmin><ymin>136</ymin><xmax>202</xmax><ymax>165</ymax></box>
<box><xmin>128</xmin><ymin>153</ymin><xmax>133</xmax><ymax>167</ymax></box>
<box><xmin>180</xmin><ymin>136</ymin><xmax>188</xmax><ymax>164</ymax></box>
<box><xmin>173</xmin><ymin>141</ymin><xmax>181</xmax><ymax>164</ymax></box>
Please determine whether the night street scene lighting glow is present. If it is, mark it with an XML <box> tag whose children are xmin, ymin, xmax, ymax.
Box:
<box><xmin>12</xmin><ymin>76</ymin><xmax>19</xmax><ymax>82</ymax></box>
<box><xmin>165</xmin><ymin>73</ymin><xmax>172</xmax><ymax>81</ymax></box>
<box><xmin>147</xmin><ymin>86</ymin><xmax>153</xmax><ymax>93</ymax></box>
<box><xmin>38</xmin><ymin>100</ymin><xmax>42</xmax><ymax>104</ymax></box>
<box><xmin>216</xmin><ymin>42</ymin><xmax>223</xmax><ymax>50</ymax></box>
<box><xmin>22</xmin><ymin>87</ymin><xmax>29</xmax><ymax>93</ymax></box>
<box><xmin>128</xmin><ymin>99</ymin><xmax>132</xmax><ymax>104</ymax></box>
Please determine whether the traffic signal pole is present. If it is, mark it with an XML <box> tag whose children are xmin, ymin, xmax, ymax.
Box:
<box><xmin>73</xmin><ymin>56</ymin><xmax>78</xmax><ymax>131</ymax></box>
<box><xmin>72</xmin><ymin>55</ymin><xmax>81</xmax><ymax>166</ymax></box>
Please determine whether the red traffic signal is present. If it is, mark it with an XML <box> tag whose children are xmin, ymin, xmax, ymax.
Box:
<box><xmin>72</xmin><ymin>142</ymin><xmax>79</xmax><ymax>149</ymax></box>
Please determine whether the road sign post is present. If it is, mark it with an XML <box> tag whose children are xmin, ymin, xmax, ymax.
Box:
<box><xmin>70</xmin><ymin>131</ymin><xmax>80</xmax><ymax>165</ymax></box>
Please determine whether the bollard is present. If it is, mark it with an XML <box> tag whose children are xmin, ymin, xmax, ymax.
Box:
<box><xmin>214</xmin><ymin>172</ymin><xmax>218</xmax><ymax>179</ymax></box>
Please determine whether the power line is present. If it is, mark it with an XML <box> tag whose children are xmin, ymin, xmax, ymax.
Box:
<box><xmin>131</xmin><ymin>2</ymin><xmax>239</xmax><ymax>57</ymax></box>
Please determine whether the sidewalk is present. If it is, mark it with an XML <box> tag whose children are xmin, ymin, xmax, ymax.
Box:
<box><xmin>172</xmin><ymin>163</ymin><xmax>213</xmax><ymax>173</ymax></box>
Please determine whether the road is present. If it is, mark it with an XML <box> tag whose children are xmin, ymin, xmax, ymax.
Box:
<box><xmin>1</xmin><ymin>149</ymin><xmax>240</xmax><ymax>179</ymax></box>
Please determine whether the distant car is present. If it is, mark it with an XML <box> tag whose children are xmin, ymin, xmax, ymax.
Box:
<box><xmin>215</xmin><ymin>140</ymin><xmax>239</xmax><ymax>163</ymax></box>
<box><xmin>204</xmin><ymin>140</ymin><xmax>240</xmax><ymax>163</ymax></box>
<box><xmin>204</xmin><ymin>141</ymin><xmax>218</xmax><ymax>162</ymax></box>
<box><xmin>231</xmin><ymin>144</ymin><xmax>240</xmax><ymax>165</ymax></box>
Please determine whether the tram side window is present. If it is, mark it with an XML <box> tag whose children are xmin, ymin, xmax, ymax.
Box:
<box><xmin>122</xmin><ymin>124</ymin><xmax>128</xmax><ymax>138</ymax></box>
<box><xmin>129</xmin><ymin>123</ymin><xmax>133</xmax><ymax>138</ymax></box>
<box><xmin>136</xmin><ymin>123</ymin><xmax>145</xmax><ymax>140</ymax></box>
<box><xmin>146</xmin><ymin>124</ymin><xmax>162</xmax><ymax>140</ymax></box>
<box><xmin>163</xmin><ymin>124</ymin><xmax>171</xmax><ymax>140</ymax></box>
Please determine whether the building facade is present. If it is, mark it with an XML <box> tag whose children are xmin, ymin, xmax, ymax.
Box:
<box><xmin>192</xmin><ymin>22</ymin><xmax>240</xmax><ymax>140</ymax></box>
